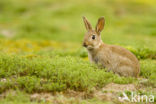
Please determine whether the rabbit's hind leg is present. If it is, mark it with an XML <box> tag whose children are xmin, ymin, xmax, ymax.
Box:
<box><xmin>115</xmin><ymin>66</ymin><xmax>134</xmax><ymax>77</ymax></box>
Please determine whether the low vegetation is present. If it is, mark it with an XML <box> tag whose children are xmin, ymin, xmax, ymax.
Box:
<box><xmin>0</xmin><ymin>0</ymin><xmax>156</xmax><ymax>103</ymax></box>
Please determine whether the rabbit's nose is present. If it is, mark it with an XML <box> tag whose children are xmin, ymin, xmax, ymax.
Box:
<box><xmin>83</xmin><ymin>42</ymin><xmax>87</xmax><ymax>47</ymax></box>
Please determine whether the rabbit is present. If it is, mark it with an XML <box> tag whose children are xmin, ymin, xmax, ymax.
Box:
<box><xmin>82</xmin><ymin>16</ymin><xmax>140</xmax><ymax>77</ymax></box>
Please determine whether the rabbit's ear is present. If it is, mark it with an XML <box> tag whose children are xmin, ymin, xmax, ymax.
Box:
<box><xmin>95</xmin><ymin>17</ymin><xmax>105</xmax><ymax>34</ymax></box>
<box><xmin>82</xmin><ymin>16</ymin><xmax>92</xmax><ymax>31</ymax></box>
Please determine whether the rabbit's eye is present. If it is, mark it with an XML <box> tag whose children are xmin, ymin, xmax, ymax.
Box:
<box><xmin>92</xmin><ymin>35</ymin><xmax>96</xmax><ymax>40</ymax></box>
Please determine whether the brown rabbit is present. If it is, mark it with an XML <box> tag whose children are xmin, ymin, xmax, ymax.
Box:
<box><xmin>82</xmin><ymin>16</ymin><xmax>140</xmax><ymax>77</ymax></box>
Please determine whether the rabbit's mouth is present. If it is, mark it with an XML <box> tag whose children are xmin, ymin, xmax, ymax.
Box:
<box><xmin>86</xmin><ymin>45</ymin><xmax>94</xmax><ymax>50</ymax></box>
<box><xmin>83</xmin><ymin>42</ymin><xmax>94</xmax><ymax>50</ymax></box>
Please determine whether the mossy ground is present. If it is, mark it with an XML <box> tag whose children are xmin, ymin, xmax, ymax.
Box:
<box><xmin>0</xmin><ymin>0</ymin><xmax>156</xmax><ymax>104</ymax></box>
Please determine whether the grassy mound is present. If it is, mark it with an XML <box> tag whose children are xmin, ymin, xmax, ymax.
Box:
<box><xmin>0</xmin><ymin>51</ymin><xmax>156</xmax><ymax>94</ymax></box>
<box><xmin>0</xmin><ymin>53</ymin><xmax>136</xmax><ymax>93</ymax></box>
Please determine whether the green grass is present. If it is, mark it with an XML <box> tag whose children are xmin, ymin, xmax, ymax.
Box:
<box><xmin>0</xmin><ymin>52</ymin><xmax>155</xmax><ymax>103</ymax></box>
<box><xmin>0</xmin><ymin>0</ymin><xmax>156</xmax><ymax>103</ymax></box>
<box><xmin>0</xmin><ymin>52</ymin><xmax>135</xmax><ymax>93</ymax></box>
<box><xmin>0</xmin><ymin>51</ymin><xmax>155</xmax><ymax>92</ymax></box>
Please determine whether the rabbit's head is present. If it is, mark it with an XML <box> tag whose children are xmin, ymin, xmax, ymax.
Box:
<box><xmin>82</xmin><ymin>16</ymin><xmax>105</xmax><ymax>50</ymax></box>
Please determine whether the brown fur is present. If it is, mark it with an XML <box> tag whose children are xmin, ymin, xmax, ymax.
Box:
<box><xmin>82</xmin><ymin>17</ymin><xmax>140</xmax><ymax>77</ymax></box>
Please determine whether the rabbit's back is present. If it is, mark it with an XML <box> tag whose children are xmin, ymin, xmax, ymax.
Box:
<box><xmin>89</xmin><ymin>43</ymin><xmax>140</xmax><ymax>77</ymax></box>
<box><xmin>109</xmin><ymin>45</ymin><xmax>140</xmax><ymax>77</ymax></box>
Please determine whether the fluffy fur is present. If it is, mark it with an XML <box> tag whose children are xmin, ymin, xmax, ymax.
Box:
<box><xmin>82</xmin><ymin>16</ymin><xmax>140</xmax><ymax>77</ymax></box>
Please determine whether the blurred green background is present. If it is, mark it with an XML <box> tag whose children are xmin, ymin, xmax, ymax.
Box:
<box><xmin>0</xmin><ymin>0</ymin><xmax>156</xmax><ymax>48</ymax></box>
